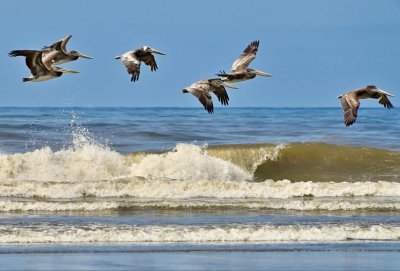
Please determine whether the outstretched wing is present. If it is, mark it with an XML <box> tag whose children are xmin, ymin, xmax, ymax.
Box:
<box><xmin>188</xmin><ymin>84</ymin><xmax>214</xmax><ymax>114</ymax></box>
<box><xmin>379</xmin><ymin>95</ymin><xmax>394</xmax><ymax>109</ymax></box>
<box><xmin>138</xmin><ymin>54</ymin><xmax>158</xmax><ymax>72</ymax></box>
<box><xmin>213</xmin><ymin>86</ymin><xmax>229</xmax><ymax>106</ymax></box>
<box><xmin>341</xmin><ymin>92</ymin><xmax>360</xmax><ymax>127</ymax></box>
<box><xmin>207</xmin><ymin>79</ymin><xmax>230</xmax><ymax>106</ymax></box>
<box><xmin>43</xmin><ymin>35</ymin><xmax>72</xmax><ymax>54</ymax></box>
<box><xmin>9</xmin><ymin>50</ymin><xmax>50</xmax><ymax>76</ymax></box>
<box><xmin>120</xmin><ymin>53</ymin><xmax>141</xmax><ymax>82</ymax></box>
<box><xmin>231</xmin><ymin>40</ymin><xmax>259</xmax><ymax>72</ymax></box>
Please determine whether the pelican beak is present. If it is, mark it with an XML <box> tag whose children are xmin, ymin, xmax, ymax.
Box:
<box><xmin>252</xmin><ymin>69</ymin><xmax>272</xmax><ymax>77</ymax></box>
<box><xmin>150</xmin><ymin>49</ymin><xmax>166</xmax><ymax>55</ymax></box>
<box><xmin>60</xmin><ymin>68</ymin><xmax>80</xmax><ymax>74</ymax></box>
<box><xmin>378</xmin><ymin>88</ymin><xmax>395</xmax><ymax>97</ymax></box>
<box><xmin>77</xmin><ymin>52</ymin><xmax>93</xmax><ymax>59</ymax></box>
<box><xmin>221</xmin><ymin>82</ymin><xmax>239</xmax><ymax>89</ymax></box>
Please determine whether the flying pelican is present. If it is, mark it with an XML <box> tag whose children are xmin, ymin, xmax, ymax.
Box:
<box><xmin>115</xmin><ymin>46</ymin><xmax>166</xmax><ymax>82</ymax></box>
<box><xmin>9</xmin><ymin>50</ymin><xmax>79</xmax><ymax>82</ymax></box>
<box><xmin>217</xmin><ymin>40</ymin><xmax>272</xmax><ymax>82</ymax></box>
<box><xmin>41</xmin><ymin>35</ymin><xmax>93</xmax><ymax>66</ymax></box>
<box><xmin>337</xmin><ymin>85</ymin><xmax>395</xmax><ymax>126</ymax></box>
<box><xmin>182</xmin><ymin>78</ymin><xmax>238</xmax><ymax>114</ymax></box>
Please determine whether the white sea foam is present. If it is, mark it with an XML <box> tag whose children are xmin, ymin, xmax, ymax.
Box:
<box><xmin>0</xmin><ymin>143</ymin><xmax>250</xmax><ymax>183</ymax></box>
<box><xmin>1</xmin><ymin>198</ymin><xmax>400</xmax><ymax>212</ymax></box>
<box><xmin>130</xmin><ymin>143</ymin><xmax>252</xmax><ymax>182</ymax></box>
<box><xmin>1</xmin><ymin>178</ymin><xmax>400</xmax><ymax>200</ymax></box>
<box><xmin>0</xmin><ymin>140</ymin><xmax>400</xmax><ymax>212</ymax></box>
<box><xmin>1</xmin><ymin>223</ymin><xmax>399</xmax><ymax>244</ymax></box>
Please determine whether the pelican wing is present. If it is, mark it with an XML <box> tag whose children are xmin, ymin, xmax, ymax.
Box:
<box><xmin>9</xmin><ymin>50</ymin><xmax>50</xmax><ymax>76</ymax></box>
<box><xmin>40</xmin><ymin>50</ymin><xmax>60</xmax><ymax>68</ymax></box>
<box><xmin>138</xmin><ymin>54</ymin><xmax>158</xmax><ymax>71</ymax></box>
<box><xmin>379</xmin><ymin>95</ymin><xmax>394</xmax><ymax>109</ymax></box>
<box><xmin>189</xmin><ymin>87</ymin><xmax>214</xmax><ymax>114</ymax></box>
<box><xmin>207</xmin><ymin>79</ymin><xmax>230</xmax><ymax>106</ymax></box>
<box><xmin>231</xmin><ymin>40</ymin><xmax>259</xmax><ymax>72</ymax></box>
<box><xmin>341</xmin><ymin>92</ymin><xmax>360</xmax><ymax>127</ymax></box>
<box><xmin>121</xmin><ymin>54</ymin><xmax>141</xmax><ymax>82</ymax></box>
<box><xmin>43</xmin><ymin>35</ymin><xmax>72</xmax><ymax>54</ymax></box>
<box><xmin>213</xmin><ymin>86</ymin><xmax>229</xmax><ymax>106</ymax></box>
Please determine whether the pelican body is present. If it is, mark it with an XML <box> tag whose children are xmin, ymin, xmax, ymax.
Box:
<box><xmin>182</xmin><ymin>78</ymin><xmax>238</xmax><ymax>114</ymax></box>
<box><xmin>9</xmin><ymin>50</ymin><xmax>79</xmax><ymax>82</ymax></box>
<box><xmin>115</xmin><ymin>46</ymin><xmax>166</xmax><ymax>82</ymax></box>
<box><xmin>338</xmin><ymin>85</ymin><xmax>395</xmax><ymax>126</ymax></box>
<box><xmin>217</xmin><ymin>40</ymin><xmax>271</xmax><ymax>83</ymax></box>
<box><xmin>42</xmin><ymin>35</ymin><xmax>92</xmax><ymax>66</ymax></box>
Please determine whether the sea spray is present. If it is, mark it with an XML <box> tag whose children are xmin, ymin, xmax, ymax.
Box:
<box><xmin>129</xmin><ymin>143</ymin><xmax>252</xmax><ymax>182</ymax></box>
<box><xmin>0</xmin><ymin>143</ymin><xmax>251</xmax><ymax>183</ymax></box>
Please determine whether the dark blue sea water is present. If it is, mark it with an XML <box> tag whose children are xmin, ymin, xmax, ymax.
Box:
<box><xmin>0</xmin><ymin>107</ymin><xmax>398</xmax><ymax>153</ymax></box>
<box><xmin>0</xmin><ymin>107</ymin><xmax>399</xmax><ymax>270</ymax></box>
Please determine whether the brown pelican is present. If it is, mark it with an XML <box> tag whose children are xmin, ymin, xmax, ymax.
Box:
<box><xmin>338</xmin><ymin>85</ymin><xmax>395</xmax><ymax>126</ymax></box>
<box><xmin>41</xmin><ymin>35</ymin><xmax>93</xmax><ymax>66</ymax></box>
<box><xmin>8</xmin><ymin>50</ymin><xmax>79</xmax><ymax>82</ymax></box>
<box><xmin>182</xmin><ymin>79</ymin><xmax>238</xmax><ymax>113</ymax></box>
<box><xmin>217</xmin><ymin>40</ymin><xmax>272</xmax><ymax>82</ymax></box>
<box><xmin>115</xmin><ymin>46</ymin><xmax>166</xmax><ymax>82</ymax></box>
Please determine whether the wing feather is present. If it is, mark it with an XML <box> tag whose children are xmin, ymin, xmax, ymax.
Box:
<box><xmin>213</xmin><ymin>86</ymin><xmax>229</xmax><ymax>106</ymax></box>
<box><xmin>9</xmin><ymin>50</ymin><xmax>50</xmax><ymax>76</ymax></box>
<box><xmin>379</xmin><ymin>95</ymin><xmax>394</xmax><ymax>109</ymax></box>
<box><xmin>188</xmin><ymin>86</ymin><xmax>214</xmax><ymax>114</ymax></box>
<box><xmin>139</xmin><ymin>54</ymin><xmax>158</xmax><ymax>71</ymax></box>
<box><xmin>43</xmin><ymin>35</ymin><xmax>72</xmax><ymax>54</ymax></box>
<box><xmin>341</xmin><ymin>93</ymin><xmax>360</xmax><ymax>126</ymax></box>
<box><xmin>121</xmin><ymin>54</ymin><xmax>141</xmax><ymax>82</ymax></box>
<box><xmin>231</xmin><ymin>40</ymin><xmax>259</xmax><ymax>72</ymax></box>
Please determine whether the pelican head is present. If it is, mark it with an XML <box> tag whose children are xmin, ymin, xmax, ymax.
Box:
<box><xmin>142</xmin><ymin>46</ymin><xmax>166</xmax><ymax>55</ymax></box>
<box><xmin>248</xmin><ymin>68</ymin><xmax>272</xmax><ymax>77</ymax></box>
<box><xmin>367</xmin><ymin>85</ymin><xmax>395</xmax><ymax>97</ymax></box>
<box><xmin>70</xmin><ymin>50</ymin><xmax>93</xmax><ymax>59</ymax></box>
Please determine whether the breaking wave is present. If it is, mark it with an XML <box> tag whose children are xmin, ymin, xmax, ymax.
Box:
<box><xmin>0</xmin><ymin>135</ymin><xmax>399</xmax><ymax>212</ymax></box>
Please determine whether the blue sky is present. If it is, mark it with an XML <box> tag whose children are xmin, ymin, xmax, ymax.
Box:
<box><xmin>1</xmin><ymin>0</ymin><xmax>399</xmax><ymax>107</ymax></box>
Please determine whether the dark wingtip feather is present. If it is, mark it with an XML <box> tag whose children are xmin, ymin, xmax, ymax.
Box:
<box><xmin>217</xmin><ymin>70</ymin><xmax>228</xmax><ymax>77</ymax></box>
<box><xmin>8</xmin><ymin>50</ymin><xmax>20</xmax><ymax>57</ymax></box>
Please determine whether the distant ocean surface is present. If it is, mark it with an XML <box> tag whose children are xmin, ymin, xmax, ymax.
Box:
<box><xmin>0</xmin><ymin>107</ymin><xmax>399</xmax><ymax>270</ymax></box>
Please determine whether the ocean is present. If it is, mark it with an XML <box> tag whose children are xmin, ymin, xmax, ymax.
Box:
<box><xmin>0</xmin><ymin>107</ymin><xmax>399</xmax><ymax>271</ymax></box>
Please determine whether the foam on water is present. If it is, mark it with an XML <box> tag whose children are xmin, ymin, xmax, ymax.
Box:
<box><xmin>1</xmin><ymin>223</ymin><xmax>399</xmax><ymax>244</ymax></box>
<box><xmin>1</xmin><ymin>198</ymin><xmax>400</xmax><ymax>212</ymax></box>
<box><xmin>0</xmin><ymin>142</ymin><xmax>250</xmax><ymax>183</ymax></box>
<box><xmin>0</xmin><ymin>133</ymin><xmax>399</xmax><ymax>212</ymax></box>
<box><xmin>1</xmin><ymin>178</ymin><xmax>400</xmax><ymax>200</ymax></box>
<box><xmin>129</xmin><ymin>143</ymin><xmax>252</xmax><ymax>182</ymax></box>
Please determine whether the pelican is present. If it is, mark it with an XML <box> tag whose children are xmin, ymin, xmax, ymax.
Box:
<box><xmin>182</xmin><ymin>78</ymin><xmax>238</xmax><ymax>114</ymax></box>
<box><xmin>217</xmin><ymin>40</ymin><xmax>272</xmax><ymax>82</ymax></box>
<box><xmin>337</xmin><ymin>85</ymin><xmax>395</xmax><ymax>126</ymax></box>
<box><xmin>8</xmin><ymin>50</ymin><xmax>79</xmax><ymax>82</ymax></box>
<box><xmin>115</xmin><ymin>46</ymin><xmax>166</xmax><ymax>82</ymax></box>
<box><xmin>41</xmin><ymin>35</ymin><xmax>93</xmax><ymax>66</ymax></box>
